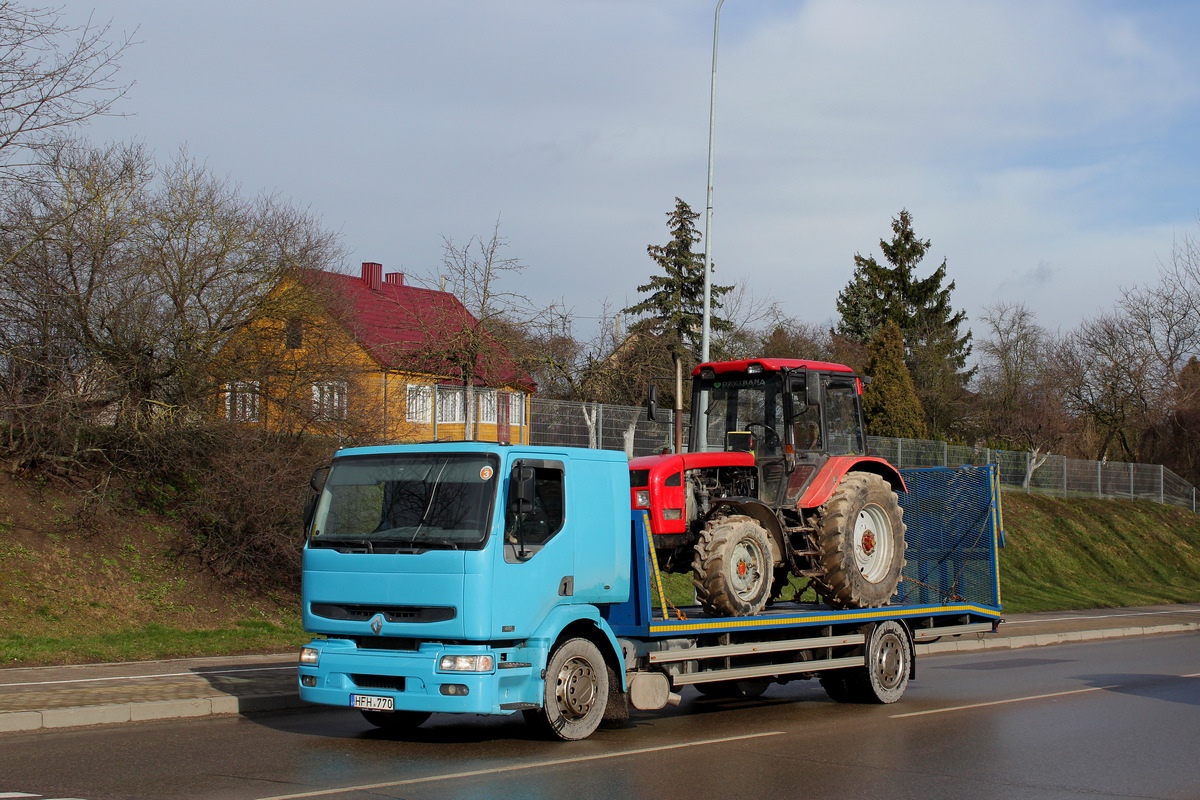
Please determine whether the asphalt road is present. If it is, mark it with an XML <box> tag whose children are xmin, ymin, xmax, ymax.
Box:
<box><xmin>1</xmin><ymin>631</ymin><xmax>1197</xmax><ymax>800</ymax></box>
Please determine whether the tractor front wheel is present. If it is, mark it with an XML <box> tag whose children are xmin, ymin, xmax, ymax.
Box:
<box><xmin>692</xmin><ymin>515</ymin><xmax>773</xmax><ymax>617</ymax></box>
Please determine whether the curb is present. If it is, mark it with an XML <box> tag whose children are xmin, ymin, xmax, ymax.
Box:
<box><xmin>918</xmin><ymin>621</ymin><xmax>1200</xmax><ymax>655</ymax></box>
<box><xmin>0</xmin><ymin>692</ymin><xmax>306</xmax><ymax>734</ymax></box>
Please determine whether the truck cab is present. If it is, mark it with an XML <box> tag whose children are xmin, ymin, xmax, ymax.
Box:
<box><xmin>299</xmin><ymin>443</ymin><xmax>630</xmax><ymax>738</ymax></box>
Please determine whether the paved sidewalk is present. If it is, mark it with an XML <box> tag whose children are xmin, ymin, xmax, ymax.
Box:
<box><xmin>2</xmin><ymin>604</ymin><xmax>1198</xmax><ymax>734</ymax></box>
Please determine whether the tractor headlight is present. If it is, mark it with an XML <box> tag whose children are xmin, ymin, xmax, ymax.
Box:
<box><xmin>634</xmin><ymin>490</ymin><xmax>650</xmax><ymax>508</ymax></box>
<box><xmin>299</xmin><ymin>647</ymin><xmax>320</xmax><ymax>666</ymax></box>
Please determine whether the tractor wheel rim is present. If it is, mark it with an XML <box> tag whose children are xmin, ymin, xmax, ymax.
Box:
<box><xmin>854</xmin><ymin>503</ymin><xmax>894</xmax><ymax>583</ymax></box>
<box><xmin>730</xmin><ymin>538</ymin><xmax>766</xmax><ymax>599</ymax></box>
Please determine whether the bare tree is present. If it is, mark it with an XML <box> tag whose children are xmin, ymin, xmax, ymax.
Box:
<box><xmin>0</xmin><ymin>141</ymin><xmax>343</xmax><ymax>466</ymax></box>
<box><xmin>976</xmin><ymin>302</ymin><xmax>1071</xmax><ymax>484</ymax></box>
<box><xmin>0</xmin><ymin>2</ymin><xmax>132</xmax><ymax>178</ymax></box>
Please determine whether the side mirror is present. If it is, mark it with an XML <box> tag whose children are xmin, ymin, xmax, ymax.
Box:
<box><xmin>303</xmin><ymin>466</ymin><xmax>328</xmax><ymax>538</ymax></box>
<box><xmin>513</xmin><ymin>465</ymin><xmax>536</xmax><ymax>514</ymax></box>
<box><xmin>806</xmin><ymin>375</ymin><xmax>821</xmax><ymax>409</ymax></box>
<box><xmin>646</xmin><ymin>383</ymin><xmax>659</xmax><ymax>422</ymax></box>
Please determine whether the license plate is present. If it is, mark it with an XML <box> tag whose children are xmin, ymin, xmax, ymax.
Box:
<box><xmin>350</xmin><ymin>694</ymin><xmax>394</xmax><ymax>711</ymax></box>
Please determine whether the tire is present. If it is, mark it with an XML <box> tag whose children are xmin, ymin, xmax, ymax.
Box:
<box><xmin>819</xmin><ymin>671</ymin><xmax>855</xmax><ymax>703</ymax></box>
<box><xmin>693</xmin><ymin>515</ymin><xmax>773</xmax><ymax>617</ymax></box>
<box><xmin>525</xmin><ymin>638</ymin><xmax>609</xmax><ymax>741</ymax></box>
<box><xmin>834</xmin><ymin>620</ymin><xmax>912</xmax><ymax>704</ymax></box>
<box><xmin>360</xmin><ymin>709</ymin><xmax>432</xmax><ymax>731</ymax></box>
<box><xmin>814</xmin><ymin>473</ymin><xmax>906</xmax><ymax>609</ymax></box>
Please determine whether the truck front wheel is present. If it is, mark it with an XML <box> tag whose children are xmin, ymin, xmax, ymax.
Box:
<box><xmin>693</xmin><ymin>515</ymin><xmax>773</xmax><ymax>616</ymax></box>
<box><xmin>526</xmin><ymin>638</ymin><xmax>609</xmax><ymax>741</ymax></box>
<box><xmin>814</xmin><ymin>473</ymin><xmax>906</xmax><ymax>609</ymax></box>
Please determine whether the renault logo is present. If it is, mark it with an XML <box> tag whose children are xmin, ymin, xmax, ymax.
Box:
<box><xmin>370</xmin><ymin>614</ymin><xmax>384</xmax><ymax>635</ymax></box>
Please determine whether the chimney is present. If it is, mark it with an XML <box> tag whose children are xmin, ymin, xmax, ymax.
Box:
<box><xmin>361</xmin><ymin>261</ymin><xmax>383</xmax><ymax>292</ymax></box>
<box><xmin>385</xmin><ymin>272</ymin><xmax>405</xmax><ymax>286</ymax></box>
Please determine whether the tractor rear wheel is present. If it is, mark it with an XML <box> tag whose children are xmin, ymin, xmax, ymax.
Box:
<box><xmin>692</xmin><ymin>515</ymin><xmax>773</xmax><ymax>617</ymax></box>
<box><xmin>813</xmin><ymin>473</ymin><xmax>906</xmax><ymax>609</ymax></box>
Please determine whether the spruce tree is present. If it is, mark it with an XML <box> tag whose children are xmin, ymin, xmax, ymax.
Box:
<box><xmin>624</xmin><ymin>197</ymin><xmax>732</xmax><ymax>361</ymax></box>
<box><xmin>861</xmin><ymin>320</ymin><xmax>926</xmax><ymax>439</ymax></box>
<box><xmin>836</xmin><ymin>209</ymin><xmax>973</xmax><ymax>437</ymax></box>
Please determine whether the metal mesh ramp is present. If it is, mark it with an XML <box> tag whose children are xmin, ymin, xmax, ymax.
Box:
<box><xmin>894</xmin><ymin>465</ymin><xmax>1002</xmax><ymax>609</ymax></box>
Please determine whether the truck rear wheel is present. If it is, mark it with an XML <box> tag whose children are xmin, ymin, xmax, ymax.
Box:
<box><xmin>360</xmin><ymin>709</ymin><xmax>432</xmax><ymax>731</ymax></box>
<box><xmin>692</xmin><ymin>515</ymin><xmax>773</xmax><ymax>617</ymax></box>
<box><xmin>814</xmin><ymin>473</ymin><xmax>906</xmax><ymax>609</ymax></box>
<box><xmin>525</xmin><ymin>638</ymin><xmax>609</xmax><ymax>741</ymax></box>
<box><xmin>840</xmin><ymin>620</ymin><xmax>912</xmax><ymax>703</ymax></box>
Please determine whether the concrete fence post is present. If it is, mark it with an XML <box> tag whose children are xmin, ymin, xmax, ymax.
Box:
<box><xmin>1129</xmin><ymin>463</ymin><xmax>1134</xmax><ymax>500</ymax></box>
<box><xmin>1160</xmin><ymin>464</ymin><xmax>1164</xmax><ymax>505</ymax></box>
<box><xmin>1097</xmin><ymin>461</ymin><xmax>1102</xmax><ymax>499</ymax></box>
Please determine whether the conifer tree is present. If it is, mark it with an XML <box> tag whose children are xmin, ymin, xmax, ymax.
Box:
<box><xmin>836</xmin><ymin>209</ymin><xmax>973</xmax><ymax>437</ymax></box>
<box><xmin>861</xmin><ymin>320</ymin><xmax>926</xmax><ymax>439</ymax></box>
<box><xmin>624</xmin><ymin>197</ymin><xmax>733</xmax><ymax>361</ymax></box>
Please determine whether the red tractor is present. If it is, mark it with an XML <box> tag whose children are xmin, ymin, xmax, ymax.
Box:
<box><xmin>632</xmin><ymin>358</ymin><xmax>907</xmax><ymax>616</ymax></box>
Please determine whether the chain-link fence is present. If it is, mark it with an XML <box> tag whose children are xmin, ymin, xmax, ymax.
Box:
<box><xmin>524</xmin><ymin>398</ymin><xmax>1199</xmax><ymax>513</ymax></box>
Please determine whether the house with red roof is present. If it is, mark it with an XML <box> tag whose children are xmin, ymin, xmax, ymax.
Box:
<box><xmin>215</xmin><ymin>261</ymin><xmax>534</xmax><ymax>443</ymax></box>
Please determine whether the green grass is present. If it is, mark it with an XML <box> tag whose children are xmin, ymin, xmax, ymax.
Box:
<box><xmin>997</xmin><ymin>492</ymin><xmax>1200</xmax><ymax>612</ymax></box>
<box><xmin>0</xmin><ymin>617</ymin><xmax>308</xmax><ymax>666</ymax></box>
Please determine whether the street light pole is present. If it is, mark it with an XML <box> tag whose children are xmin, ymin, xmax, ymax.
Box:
<box><xmin>700</xmin><ymin>0</ymin><xmax>724</xmax><ymax>366</ymax></box>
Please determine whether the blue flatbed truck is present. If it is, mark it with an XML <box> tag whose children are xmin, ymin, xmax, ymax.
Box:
<box><xmin>297</xmin><ymin>441</ymin><xmax>1003</xmax><ymax>740</ymax></box>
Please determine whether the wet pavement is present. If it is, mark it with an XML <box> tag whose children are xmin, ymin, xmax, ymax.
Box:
<box><xmin>2</xmin><ymin>603</ymin><xmax>1197</xmax><ymax>733</ymax></box>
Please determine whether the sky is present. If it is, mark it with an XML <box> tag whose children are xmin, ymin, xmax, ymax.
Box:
<box><xmin>69</xmin><ymin>0</ymin><xmax>1200</xmax><ymax>348</ymax></box>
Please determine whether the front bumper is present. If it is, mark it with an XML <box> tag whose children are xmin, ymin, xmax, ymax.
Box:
<box><xmin>297</xmin><ymin>639</ymin><xmax>544</xmax><ymax>715</ymax></box>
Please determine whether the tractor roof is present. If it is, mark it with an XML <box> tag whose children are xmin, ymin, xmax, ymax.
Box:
<box><xmin>692</xmin><ymin>358</ymin><xmax>855</xmax><ymax>376</ymax></box>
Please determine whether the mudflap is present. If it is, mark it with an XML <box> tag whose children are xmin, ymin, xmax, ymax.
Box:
<box><xmin>603</xmin><ymin>663</ymin><xmax>629</xmax><ymax>721</ymax></box>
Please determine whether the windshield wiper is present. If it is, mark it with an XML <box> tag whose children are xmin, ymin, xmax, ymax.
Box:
<box><xmin>309</xmin><ymin>538</ymin><xmax>374</xmax><ymax>552</ymax></box>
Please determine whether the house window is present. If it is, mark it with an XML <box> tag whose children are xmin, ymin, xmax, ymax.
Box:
<box><xmin>510</xmin><ymin>392</ymin><xmax>524</xmax><ymax>425</ymax></box>
<box><xmin>312</xmin><ymin>381</ymin><xmax>347</xmax><ymax>421</ymax></box>
<box><xmin>477</xmin><ymin>389</ymin><xmax>497</xmax><ymax>424</ymax></box>
<box><xmin>406</xmin><ymin>384</ymin><xmax>432</xmax><ymax>423</ymax></box>
<box><xmin>437</xmin><ymin>387</ymin><xmax>465</xmax><ymax>423</ymax></box>
<box><xmin>285</xmin><ymin>317</ymin><xmax>303</xmax><ymax>349</ymax></box>
<box><xmin>226</xmin><ymin>381</ymin><xmax>260</xmax><ymax>422</ymax></box>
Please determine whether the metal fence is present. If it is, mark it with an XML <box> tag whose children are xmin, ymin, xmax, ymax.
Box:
<box><xmin>527</xmin><ymin>397</ymin><xmax>1199</xmax><ymax>513</ymax></box>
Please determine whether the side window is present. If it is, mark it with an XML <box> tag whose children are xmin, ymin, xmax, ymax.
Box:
<box><xmin>789</xmin><ymin>394</ymin><xmax>823</xmax><ymax>451</ymax></box>
<box><xmin>825</xmin><ymin>380</ymin><xmax>865</xmax><ymax>456</ymax></box>
<box><xmin>504</xmin><ymin>461</ymin><xmax>565</xmax><ymax>562</ymax></box>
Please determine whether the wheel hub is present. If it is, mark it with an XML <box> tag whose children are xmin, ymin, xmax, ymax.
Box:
<box><xmin>853</xmin><ymin>503</ymin><xmax>894</xmax><ymax>584</ymax></box>
<box><xmin>556</xmin><ymin>657</ymin><xmax>597</xmax><ymax>719</ymax></box>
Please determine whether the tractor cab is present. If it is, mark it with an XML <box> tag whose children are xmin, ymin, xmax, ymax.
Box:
<box><xmin>689</xmin><ymin>359</ymin><xmax>868</xmax><ymax>506</ymax></box>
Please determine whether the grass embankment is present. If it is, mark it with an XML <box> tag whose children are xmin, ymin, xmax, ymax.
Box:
<box><xmin>2</xmin><ymin>472</ymin><xmax>1199</xmax><ymax>667</ymax></box>
<box><xmin>997</xmin><ymin>492</ymin><xmax>1200</xmax><ymax>612</ymax></box>
<box><xmin>0</xmin><ymin>474</ymin><xmax>304</xmax><ymax>667</ymax></box>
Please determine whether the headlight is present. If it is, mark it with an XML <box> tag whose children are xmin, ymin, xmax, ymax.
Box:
<box><xmin>438</xmin><ymin>654</ymin><xmax>494</xmax><ymax>672</ymax></box>
<box><xmin>299</xmin><ymin>647</ymin><xmax>320</xmax><ymax>666</ymax></box>
<box><xmin>634</xmin><ymin>489</ymin><xmax>650</xmax><ymax>508</ymax></box>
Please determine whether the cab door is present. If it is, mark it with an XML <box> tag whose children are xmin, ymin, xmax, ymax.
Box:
<box><xmin>489</xmin><ymin>456</ymin><xmax>575</xmax><ymax>639</ymax></box>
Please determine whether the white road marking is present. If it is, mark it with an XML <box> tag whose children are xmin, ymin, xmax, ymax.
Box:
<box><xmin>251</xmin><ymin>730</ymin><xmax>787</xmax><ymax>800</ymax></box>
<box><xmin>0</xmin><ymin>666</ymin><xmax>293</xmax><ymax>689</ymax></box>
<box><xmin>891</xmin><ymin>671</ymin><xmax>1200</xmax><ymax>718</ymax></box>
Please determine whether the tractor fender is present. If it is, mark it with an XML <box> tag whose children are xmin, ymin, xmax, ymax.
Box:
<box><xmin>796</xmin><ymin>456</ymin><xmax>907</xmax><ymax>511</ymax></box>
<box><xmin>707</xmin><ymin>496</ymin><xmax>787</xmax><ymax>567</ymax></box>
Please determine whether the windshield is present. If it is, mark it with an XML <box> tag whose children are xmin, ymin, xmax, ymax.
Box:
<box><xmin>309</xmin><ymin>453</ymin><xmax>499</xmax><ymax>551</ymax></box>
<box><xmin>692</xmin><ymin>373</ymin><xmax>786</xmax><ymax>455</ymax></box>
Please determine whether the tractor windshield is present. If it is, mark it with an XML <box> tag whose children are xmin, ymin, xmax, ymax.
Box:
<box><xmin>308</xmin><ymin>453</ymin><xmax>499</xmax><ymax>552</ymax></box>
<box><xmin>692</xmin><ymin>372</ymin><xmax>787</xmax><ymax>455</ymax></box>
